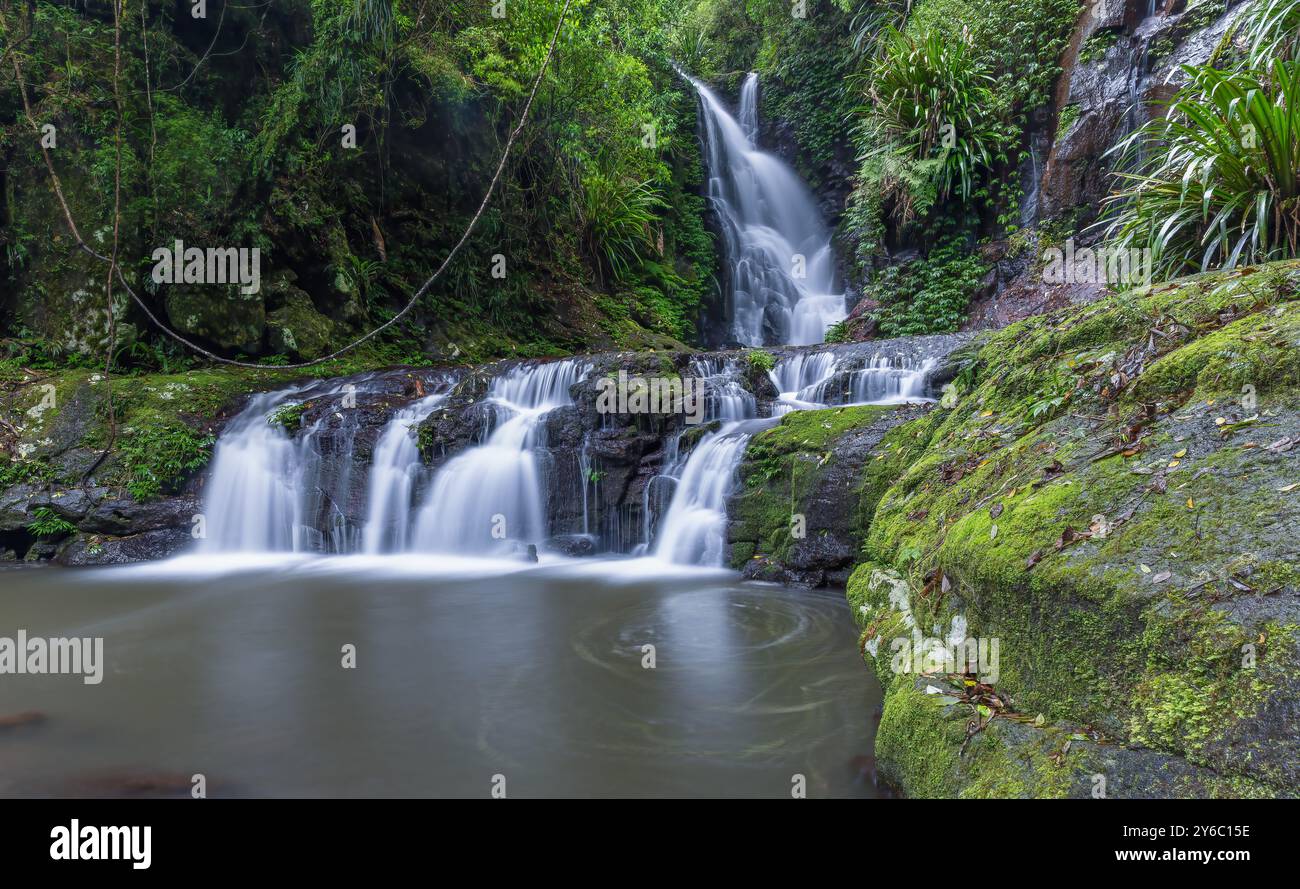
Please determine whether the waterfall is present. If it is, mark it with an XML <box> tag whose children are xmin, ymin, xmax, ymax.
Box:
<box><xmin>198</xmin><ymin>381</ymin><xmax>376</xmax><ymax>553</ymax></box>
<box><xmin>848</xmin><ymin>355</ymin><xmax>935</xmax><ymax>404</ymax></box>
<box><xmin>651</xmin><ymin>428</ymin><xmax>753</xmax><ymax>566</ymax></box>
<box><xmin>770</xmin><ymin>351</ymin><xmax>840</xmax><ymax>415</ymax></box>
<box><xmin>769</xmin><ymin>349</ymin><xmax>936</xmax><ymax>414</ymax></box>
<box><xmin>651</xmin><ymin>359</ymin><xmax>760</xmax><ymax>566</ymax></box>
<box><xmin>1019</xmin><ymin>138</ymin><xmax>1042</xmax><ymax>229</ymax></box>
<box><xmin>198</xmin><ymin>390</ymin><xmax>306</xmax><ymax>553</ymax></box>
<box><xmin>361</xmin><ymin>393</ymin><xmax>449</xmax><ymax>553</ymax></box>
<box><xmin>691</xmin><ymin>356</ymin><xmax>758</xmax><ymax>420</ymax></box>
<box><xmin>197</xmin><ymin>376</ymin><xmax>431</xmax><ymax>556</ymax></box>
<box><xmin>411</xmin><ymin>359</ymin><xmax>586</xmax><ymax>555</ymax></box>
<box><xmin>687</xmin><ymin>70</ymin><xmax>846</xmax><ymax>347</ymax></box>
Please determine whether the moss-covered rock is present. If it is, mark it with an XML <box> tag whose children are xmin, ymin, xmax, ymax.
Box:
<box><xmin>850</xmin><ymin>260</ymin><xmax>1300</xmax><ymax>797</ymax></box>
<box><xmin>164</xmin><ymin>285</ymin><xmax>266</xmax><ymax>354</ymax></box>
<box><xmin>266</xmin><ymin>283</ymin><xmax>338</xmax><ymax>360</ymax></box>
<box><xmin>729</xmin><ymin>403</ymin><xmax>934</xmax><ymax>585</ymax></box>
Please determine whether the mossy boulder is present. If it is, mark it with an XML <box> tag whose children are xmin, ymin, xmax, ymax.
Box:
<box><xmin>729</xmin><ymin>403</ymin><xmax>935</xmax><ymax>586</ymax></box>
<box><xmin>850</xmin><ymin>260</ymin><xmax>1300</xmax><ymax>797</ymax></box>
<box><xmin>266</xmin><ymin>283</ymin><xmax>338</xmax><ymax>360</ymax></box>
<box><xmin>164</xmin><ymin>285</ymin><xmax>266</xmax><ymax>354</ymax></box>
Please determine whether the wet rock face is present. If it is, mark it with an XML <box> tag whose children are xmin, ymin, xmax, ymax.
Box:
<box><xmin>1039</xmin><ymin>0</ymin><xmax>1249</xmax><ymax>222</ymax></box>
<box><xmin>57</xmin><ymin>527</ymin><xmax>193</xmax><ymax>565</ymax></box>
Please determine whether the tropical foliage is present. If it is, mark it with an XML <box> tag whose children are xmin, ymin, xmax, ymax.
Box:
<box><xmin>1103</xmin><ymin>1</ymin><xmax>1300</xmax><ymax>276</ymax></box>
<box><xmin>859</xmin><ymin>25</ymin><xmax>999</xmax><ymax>223</ymax></box>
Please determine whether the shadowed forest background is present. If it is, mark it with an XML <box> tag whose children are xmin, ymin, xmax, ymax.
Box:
<box><xmin>4</xmin><ymin>0</ymin><xmax>1292</xmax><ymax>370</ymax></box>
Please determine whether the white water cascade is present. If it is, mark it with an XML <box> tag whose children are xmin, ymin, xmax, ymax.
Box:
<box><xmin>652</xmin><ymin>359</ymin><xmax>761</xmax><ymax>566</ymax></box>
<box><xmin>198</xmin><ymin>390</ymin><xmax>309</xmax><ymax>553</ymax></box>
<box><xmin>770</xmin><ymin>350</ymin><xmax>936</xmax><ymax>415</ymax></box>
<box><xmin>362</xmin><ymin>393</ymin><xmax>449</xmax><ymax>553</ymax></box>
<box><xmin>688</xmin><ymin>71</ymin><xmax>846</xmax><ymax>347</ymax></box>
<box><xmin>199</xmin><ymin>378</ymin><xmax>387</xmax><ymax>553</ymax></box>
<box><xmin>411</xmin><ymin>359</ymin><xmax>586</xmax><ymax>555</ymax></box>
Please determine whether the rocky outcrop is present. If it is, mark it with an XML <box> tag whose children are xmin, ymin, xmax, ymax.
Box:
<box><xmin>0</xmin><ymin>363</ymin><xmax>455</xmax><ymax>564</ymax></box>
<box><xmin>850</xmin><ymin>260</ymin><xmax>1300</xmax><ymax>797</ymax></box>
<box><xmin>1039</xmin><ymin>0</ymin><xmax>1250</xmax><ymax>222</ymax></box>
<box><xmin>728</xmin><ymin>403</ymin><xmax>932</xmax><ymax>586</ymax></box>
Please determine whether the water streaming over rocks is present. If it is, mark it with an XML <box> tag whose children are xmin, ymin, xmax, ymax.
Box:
<box><xmin>769</xmin><ymin>348</ymin><xmax>937</xmax><ymax>415</ymax></box>
<box><xmin>362</xmin><ymin>393</ymin><xmax>450</xmax><ymax>553</ymax></box>
<box><xmin>687</xmin><ymin>71</ymin><xmax>846</xmax><ymax>347</ymax></box>
<box><xmin>194</xmin><ymin>338</ymin><xmax>963</xmax><ymax>570</ymax></box>
<box><xmin>411</xmin><ymin>359</ymin><xmax>588</xmax><ymax>556</ymax></box>
<box><xmin>651</xmin><ymin>358</ymin><xmax>763</xmax><ymax>566</ymax></box>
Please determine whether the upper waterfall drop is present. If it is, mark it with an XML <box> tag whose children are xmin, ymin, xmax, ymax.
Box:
<box><xmin>687</xmin><ymin>70</ymin><xmax>847</xmax><ymax>347</ymax></box>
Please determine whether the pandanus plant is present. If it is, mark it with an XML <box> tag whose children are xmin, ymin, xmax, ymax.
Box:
<box><xmin>861</xmin><ymin>25</ymin><xmax>1000</xmax><ymax>222</ymax></box>
<box><xmin>1102</xmin><ymin>58</ymin><xmax>1299</xmax><ymax>278</ymax></box>
<box><xmin>1240</xmin><ymin>0</ymin><xmax>1299</xmax><ymax>65</ymax></box>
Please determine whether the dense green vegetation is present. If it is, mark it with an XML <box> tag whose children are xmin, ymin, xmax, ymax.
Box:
<box><xmin>1104</xmin><ymin>1</ymin><xmax>1300</xmax><ymax>277</ymax></box>
<box><xmin>1</xmin><ymin>0</ymin><xmax>719</xmax><ymax>368</ymax></box>
<box><xmin>2</xmin><ymin>0</ymin><xmax>1296</xmax><ymax>362</ymax></box>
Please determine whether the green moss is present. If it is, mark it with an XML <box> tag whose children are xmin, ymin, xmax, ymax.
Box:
<box><xmin>1131</xmin><ymin>308</ymin><xmax>1300</xmax><ymax>403</ymax></box>
<box><xmin>730</xmin><ymin>405</ymin><xmax>899</xmax><ymax>568</ymax></box>
<box><xmin>852</xmin><ymin>260</ymin><xmax>1300</xmax><ymax>796</ymax></box>
<box><xmin>266</xmin><ymin>289</ymin><xmax>338</xmax><ymax>360</ymax></box>
<box><xmin>115</xmin><ymin>423</ymin><xmax>217</xmax><ymax>501</ymax></box>
<box><xmin>875</xmin><ymin>680</ymin><xmax>1075</xmax><ymax>799</ymax></box>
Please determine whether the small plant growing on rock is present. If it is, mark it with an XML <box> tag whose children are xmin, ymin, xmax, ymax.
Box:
<box><xmin>824</xmin><ymin>321</ymin><xmax>850</xmax><ymax>343</ymax></box>
<box><xmin>27</xmin><ymin>507</ymin><xmax>76</xmax><ymax>538</ymax></box>
<box><xmin>745</xmin><ymin>349</ymin><xmax>776</xmax><ymax>373</ymax></box>
<box><xmin>268</xmin><ymin>402</ymin><xmax>309</xmax><ymax>434</ymax></box>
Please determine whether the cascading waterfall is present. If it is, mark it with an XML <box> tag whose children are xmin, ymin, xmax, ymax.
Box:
<box><xmin>848</xmin><ymin>356</ymin><xmax>935</xmax><ymax>405</ymax></box>
<box><xmin>652</xmin><ymin>430</ymin><xmax>753</xmax><ymax>566</ymax></box>
<box><xmin>769</xmin><ymin>350</ymin><xmax>936</xmax><ymax>414</ymax></box>
<box><xmin>651</xmin><ymin>359</ymin><xmax>760</xmax><ymax>566</ymax></box>
<box><xmin>692</xmin><ymin>357</ymin><xmax>758</xmax><ymax>420</ymax></box>
<box><xmin>199</xmin><ymin>390</ymin><xmax>309</xmax><ymax>553</ymax></box>
<box><xmin>770</xmin><ymin>351</ymin><xmax>840</xmax><ymax>415</ymax></box>
<box><xmin>199</xmin><ymin>382</ymin><xmax>387</xmax><ymax>553</ymax></box>
<box><xmin>362</xmin><ymin>393</ymin><xmax>449</xmax><ymax>553</ymax></box>
<box><xmin>687</xmin><ymin>70</ymin><xmax>846</xmax><ymax>347</ymax></box>
<box><xmin>195</xmin><ymin>346</ymin><xmax>942</xmax><ymax>568</ymax></box>
<box><xmin>411</xmin><ymin>359</ymin><xmax>586</xmax><ymax>555</ymax></box>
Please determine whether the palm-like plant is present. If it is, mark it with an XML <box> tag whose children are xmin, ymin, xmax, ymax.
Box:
<box><xmin>578</xmin><ymin>170</ymin><xmax>664</xmax><ymax>282</ymax></box>
<box><xmin>1102</xmin><ymin>60</ymin><xmax>1300</xmax><ymax>278</ymax></box>
<box><xmin>1239</xmin><ymin>0</ymin><xmax>1299</xmax><ymax>64</ymax></box>
<box><xmin>861</xmin><ymin>26</ymin><xmax>999</xmax><ymax>221</ymax></box>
